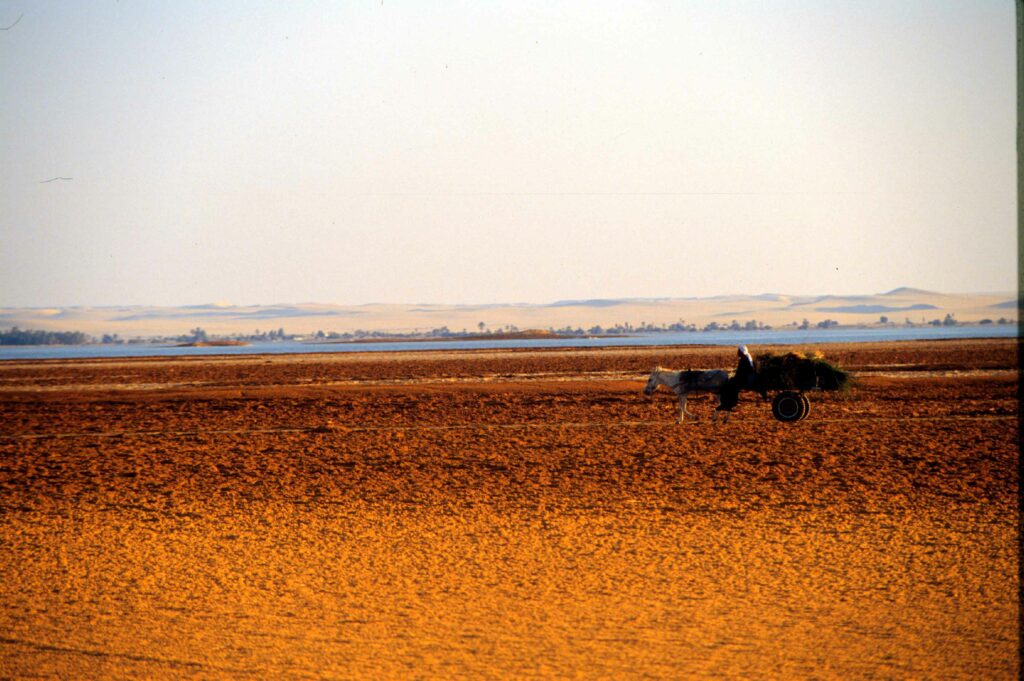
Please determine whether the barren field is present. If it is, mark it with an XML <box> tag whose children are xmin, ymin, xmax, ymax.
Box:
<box><xmin>0</xmin><ymin>339</ymin><xmax>1018</xmax><ymax>679</ymax></box>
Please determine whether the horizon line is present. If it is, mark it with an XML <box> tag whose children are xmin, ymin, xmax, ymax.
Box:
<box><xmin>3</xmin><ymin>287</ymin><xmax>1019</xmax><ymax>311</ymax></box>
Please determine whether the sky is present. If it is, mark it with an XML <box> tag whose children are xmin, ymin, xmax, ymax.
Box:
<box><xmin>0</xmin><ymin>1</ymin><xmax>1016</xmax><ymax>307</ymax></box>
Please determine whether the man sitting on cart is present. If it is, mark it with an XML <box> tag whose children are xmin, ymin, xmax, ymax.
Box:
<box><xmin>718</xmin><ymin>345</ymin><xmax>767</xmax><ymax>411</ymax></box>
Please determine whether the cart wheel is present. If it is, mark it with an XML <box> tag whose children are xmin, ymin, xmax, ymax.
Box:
<box><xmin>771</xmin><ymin>391</ymin><xmax>805</xmax><ymax>422</ymax></box>
<box><xmin>799</xmin><ymin>394</ymin><xmax>811</xmax><ymax>420</ymax></box>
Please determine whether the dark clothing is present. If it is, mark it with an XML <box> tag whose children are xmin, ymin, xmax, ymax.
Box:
<box><xmin>719</xmin><ymin>353</ymin><xmax>764</xmax><ymax>411</ymax></box>
<box><xmin>735</xmin><ymin>355</ymin><xmax>755</xmax><ymax>385</ymax></box>
<box><xmin>718</xmin><ymin>380</ymin><xmax>741</xmax><ymax>411</ymax></box>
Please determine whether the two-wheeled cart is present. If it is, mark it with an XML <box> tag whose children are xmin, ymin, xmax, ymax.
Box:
<box><xmin>754</xmin><ymin>352</ymin><xmax>850</xmax><ymax>423</ymax></box>
<box><xmin>769</xmin><ymin>390</ymin><xmax>812</xmax><ymax>422</ymax></box>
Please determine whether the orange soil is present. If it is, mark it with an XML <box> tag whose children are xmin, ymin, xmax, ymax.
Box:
<box><xmin>0</xmin><ymin>339</ymin><xmax>1018</xmax><ymax>679</ymax></box>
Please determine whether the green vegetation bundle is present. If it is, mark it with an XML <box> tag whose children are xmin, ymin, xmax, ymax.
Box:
<box><xmin>754</xmin><ymin>351</ymin><xmax>852</xmax><ymax>392</ymax></box>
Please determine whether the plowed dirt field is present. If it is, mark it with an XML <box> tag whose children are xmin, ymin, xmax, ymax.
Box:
<box><xmin>0</xmin><ymin>339</ymin><xmax>1018</xmax><ymax>679</ymax></box>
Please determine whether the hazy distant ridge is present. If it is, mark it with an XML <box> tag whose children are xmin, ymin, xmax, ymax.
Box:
<box><xmin>0</xmin><ymin>289</ymin><xmax>1014</xmax><ymax>339</ymax></box>
<box><xmin>815</xmin><ymin>304</ymin><xmax>938</xmax><ymax>314</ymax></box>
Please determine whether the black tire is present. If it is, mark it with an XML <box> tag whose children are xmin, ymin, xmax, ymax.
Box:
<box><xmin>771</xmin><ymin>391</ymin><xmax>805</xmax><ymax>422</ymax></box>
<box><xmin>798</xmin><ymin>394</ymin><xmax>811</xmax><ymax>420</ymax></box>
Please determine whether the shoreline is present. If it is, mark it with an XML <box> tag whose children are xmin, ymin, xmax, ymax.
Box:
<box><xmin>1</xmin><ymin>320</ymin><xmax>1017</xmax><ymax>353</ymax></box>
<box><xmin>173</xmin><ymin>340</ymin><xmax>249</xmax><ymax>347</ymax></box>
<box><xmin>0</xmin><ymin>337</ymin><xmax>1014</xmax><ymax>371</ymax></box>
<box><xmin>0</xmin><ymin>329</ymin><xmax>1017</xmax><ymax>363</ymax></box>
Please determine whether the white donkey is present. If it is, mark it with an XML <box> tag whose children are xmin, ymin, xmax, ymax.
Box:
<box><xmin>643</xmin><ymin>367</ymin><xmax>731</xmax><ymax>423</ymax></box>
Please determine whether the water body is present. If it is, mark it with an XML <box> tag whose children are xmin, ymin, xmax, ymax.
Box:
<box><xmin>0</xmin><ymin>324</ymin><xmax>1016</xmax><ymax>361</ymax></box>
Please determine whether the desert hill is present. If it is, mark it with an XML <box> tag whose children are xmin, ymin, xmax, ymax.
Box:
<box><xmin>0</xmin><ymin>289</ymin><xmax>1015</xmax><ymax>339</ymax></box>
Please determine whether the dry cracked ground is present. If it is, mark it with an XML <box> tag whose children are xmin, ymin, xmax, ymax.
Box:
<box><xmin>0</xmin><ymin>339</ymin><xmax>1018</xmax><ymax>679</ymax></box>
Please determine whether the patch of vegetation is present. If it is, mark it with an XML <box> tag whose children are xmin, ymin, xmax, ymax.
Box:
<box><xmin>754</xmin><ymin>351</ymin><xmax>852</xmax><ymax>392</ymax></box>
<box><xmin>0</xmin><ymin>327</ymin><xmax>91</xmax><ymax>345</ymax></box>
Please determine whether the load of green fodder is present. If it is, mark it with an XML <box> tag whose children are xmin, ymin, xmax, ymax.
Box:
<box><xmin>754</xmin><ymin>351</ymin><xmax>852</xmax><ymax>392</ymax></box>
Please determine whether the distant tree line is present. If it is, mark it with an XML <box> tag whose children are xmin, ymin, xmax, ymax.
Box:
<box><xmin>0</xmin><ymin>327</ymin><xmax>91</xmax><ymax>345</ymax></box>
<box><xmin>7</xmin><ymin>313</ymin><xmax>1012</xmax><ymax>348</ymax></box>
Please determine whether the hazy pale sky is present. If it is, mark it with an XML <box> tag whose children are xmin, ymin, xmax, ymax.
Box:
<box><xmin>0</xmin><ymin>1</ymin><xmax>1015</xmax><ymax>307</ymax></box>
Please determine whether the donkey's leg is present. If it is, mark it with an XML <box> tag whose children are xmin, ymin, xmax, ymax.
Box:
<box><xmin>678</xmin><ymin>395</ymin><xmax>691</xmax><ymax>423</ymax></box>
<box><xmin>711</xmin><ymin>395</ymin><xmax>728</xmax><ymax>424</ymax></box>
<box><xmin>684</xmin><ymin>394</ymin><xmax>699</xmax><ymax>421</ymax></box>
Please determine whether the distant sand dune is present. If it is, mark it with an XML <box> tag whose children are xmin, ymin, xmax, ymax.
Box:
<box><xmin>0</xmin><ymin>290</ymin><xmax>1014</xmax><ymax>338</ymax></box>
<box><xmin>815</xmin><ymin>304</ymin><xmax>938</xmax><ymax>313</ymax></box>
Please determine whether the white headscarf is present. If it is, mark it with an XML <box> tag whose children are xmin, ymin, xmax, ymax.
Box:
<box><xmin>738</xmin><ymin>345</ymin><xmax>753</xmax><ymax>365</ymax></box>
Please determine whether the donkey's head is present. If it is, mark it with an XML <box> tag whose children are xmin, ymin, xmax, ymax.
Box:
<box><xmin>643</xmin><ymin>368</ymin><xmax>664</xmax><ymax>396</ymax></box>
